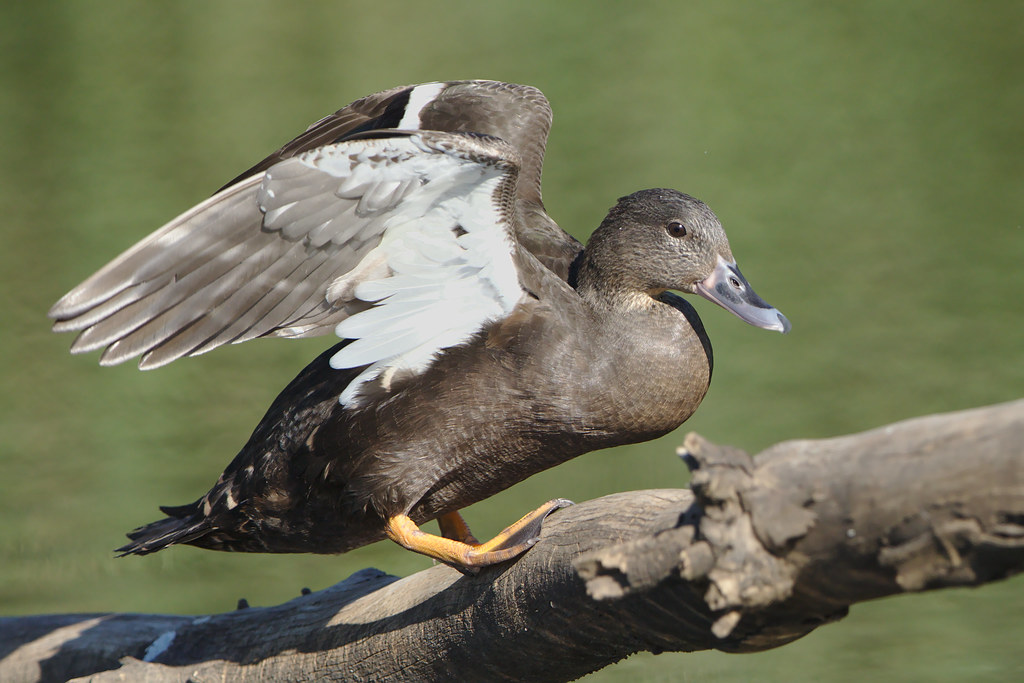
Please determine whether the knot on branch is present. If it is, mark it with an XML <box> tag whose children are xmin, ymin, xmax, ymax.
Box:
<box><xmin>577</xmin><ymin>432</ymin><xmax>820</xmax><ymax>639</ymax></box>
<box><xmin>679</xmin><ymin>432</ymin><xmax>816</xmax><ymax>637</ymax></box>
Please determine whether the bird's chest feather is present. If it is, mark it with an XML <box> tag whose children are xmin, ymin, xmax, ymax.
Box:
<box><xmin>569</xmin><ymin>306</ymin><xmax>712</xmax><ymax>442</ymax></box>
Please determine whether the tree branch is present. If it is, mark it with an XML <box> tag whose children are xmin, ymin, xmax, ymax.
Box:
<box><xmin>2</xmin><ymin>400</ymin><xmax>1022</xmax><ymax>682</ymax></box>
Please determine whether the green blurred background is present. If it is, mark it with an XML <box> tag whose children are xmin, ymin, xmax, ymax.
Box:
<box><xmin>2</xmin><ymin>1</ymin><xmax>1022</xmax><ymax>680</ymax></box>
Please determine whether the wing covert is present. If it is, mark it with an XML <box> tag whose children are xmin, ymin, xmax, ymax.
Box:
<box><xmin>51</xmin><ymin>131</ymin><xmax>526</xmax><ymax>405</ymax></box>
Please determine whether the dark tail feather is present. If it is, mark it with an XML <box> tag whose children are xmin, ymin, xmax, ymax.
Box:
<box><xmin>116</xmin><ymin>500</ymin><xmax>211</xmax><ymax>556</ymax></box>
<box><xmin>158</xmin><ymin>502</ymin><xmax>200</xmax><ymax>517</ymax></box>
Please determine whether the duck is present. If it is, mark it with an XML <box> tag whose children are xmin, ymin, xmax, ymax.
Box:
<box><xmin>49</xmin><ymin>80</ymin><xmax>789</xmax><ymax>571</ymax></box>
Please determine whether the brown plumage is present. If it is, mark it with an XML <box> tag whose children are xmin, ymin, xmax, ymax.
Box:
<box><xmin>50</xmin><ymin>81</ymin><xmax>789</xmax><ymax>569</ymax></box>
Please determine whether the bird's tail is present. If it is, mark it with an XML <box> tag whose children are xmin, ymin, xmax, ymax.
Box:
<box><xmin>116</xmin><ymin>500</ymin><xmax>210</xmax><ymax>556</ymax></box>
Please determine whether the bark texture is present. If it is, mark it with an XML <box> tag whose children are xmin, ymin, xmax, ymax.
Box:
<box><xmin>2</xmin><ymin>399</ymin><xmax>1022</xmax><ymax>682</ymax></box>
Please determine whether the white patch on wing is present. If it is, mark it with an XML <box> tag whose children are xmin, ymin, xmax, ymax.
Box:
<box><xmin>262</xmin><ymin>134</ymin><xmax>524</xmax><ymax>407</ymax></box>
<box><xmin>397</xmin><ymin>82</ymin><xmax>446</xmax><ymax>129</ymax></box>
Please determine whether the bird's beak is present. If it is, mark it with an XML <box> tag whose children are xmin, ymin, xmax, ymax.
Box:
<box><xmin>695</xmin><ymin>255</ymin><xmax>791</xmax><ymax>333</ymax></box>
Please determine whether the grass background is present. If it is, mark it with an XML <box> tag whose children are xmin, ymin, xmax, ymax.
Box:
<box><xmin>2</xmin><ymin>1</ymin><xmax>1022</xmax><ymax>680</ymax></box>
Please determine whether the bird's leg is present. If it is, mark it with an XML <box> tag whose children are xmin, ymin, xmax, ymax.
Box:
<box><xmin>436</xmin><ymin>510</ymin><xmax>480</xmax><ymax>544</ymax></box>
<box><xmin>385</xmin><ymin>498</ymin><xmax>573</xmax><ymax>570</ymax></box>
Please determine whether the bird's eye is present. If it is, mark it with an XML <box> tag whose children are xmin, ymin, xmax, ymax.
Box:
<box><xmin>666</xmin><ymin>221</ymin><xmax>688</xmax><ymax>238</ymax></box>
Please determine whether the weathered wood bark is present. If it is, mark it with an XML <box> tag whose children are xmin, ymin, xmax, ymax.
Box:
<box><xmin>2</xmin><ymin>399</ymin><xmax>1022</xmax><ymax>682</ymax></box>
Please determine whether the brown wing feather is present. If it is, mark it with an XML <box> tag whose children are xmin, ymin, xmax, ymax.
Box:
<box><xmin>216</xmin><ymin>84</ymin><xmax>416</xmax><ymax>190</ymax></box>
<box><xmin>219</xmin><ymin>80</ymin><xmax>582</xmax><ymax>276</ymax></box>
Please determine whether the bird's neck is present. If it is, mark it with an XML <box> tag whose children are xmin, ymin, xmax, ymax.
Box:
<box><xmin>574</xmin><ymin>254</ymin><xmax>658</xmax><ymax>312</ymax></box>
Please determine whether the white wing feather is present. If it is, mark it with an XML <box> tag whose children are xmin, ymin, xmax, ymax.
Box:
<box><xmin>259</xmin><ymin>134</ymin><xmax>525</xmax><ymax>407</ymax></box>
<box><xmin>50</xmin><ymin>130</ymin><xmax>524</xmax><ymax>405</ymax></box>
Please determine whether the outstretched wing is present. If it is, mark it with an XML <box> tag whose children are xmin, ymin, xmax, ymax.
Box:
<box><xmin>51</xmin><ymin>131</ymin><xmax>526</xmax><ymax>406</ymax></box>
<box><xmin>225</xmin><ymin>80</ymin><xmax>580</xmax><ymax>278</ymax></box>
